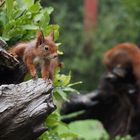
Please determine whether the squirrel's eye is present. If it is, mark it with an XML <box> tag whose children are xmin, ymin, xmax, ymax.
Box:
<box><xmin>45</xmin><ymin>45</ymin><xmax>49</xmax><ymax>51</ymax></box>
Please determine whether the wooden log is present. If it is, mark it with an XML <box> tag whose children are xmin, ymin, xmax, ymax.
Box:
<box><xmin>0</xmin><ymin>79</ymin><xmax>56</xmax><ymax>140</ymax></box>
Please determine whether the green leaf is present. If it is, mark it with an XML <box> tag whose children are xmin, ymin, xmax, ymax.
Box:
<box><xmin>46</xmin><ymin>112</ymin><xmax>60</xmax><ymax>127</ymax></box>
<box><xmin>60</xmin><ymin>132</ymin><xmax>78</xmax><ymax>138</ymax></box>
<box><xmin>5</xmin><ymin>0</ymin><xmax>13</xmax><ymax>21</ymax></box>
<box><xmin>34</xmin><ymin>9</ymin><xmax>50</xmax><ymax>28</ymax></box>
<box><xmin>44</xmin><ymin>25</ymin><xmax>60</xmax><ymax>35</ymax></box>
<box><xmin>61</xmin><ymin>73</ymin><xmax>71</xmax><ymax>86</ymax></box>
<box><xmin>61</xmin><ymin>111</ymin><xmax>85</xmax><ymax>120</ymax></box>
<box><xmin>57</xmin><ymin>123</ymin><xmax>79</xmax><ymax>138</ymax></box>
<box><xmin>56</xmin><ymin>43</ymin><xmax>62</xmax><ymax>46</ymax></box>
<box><xmin>21</xmin><ymin>24</ymin><xmax>39</xmax><ymax>30</ymax></box>
<box><xmin>63</xmin><ymin>87</ymin><xmax>80</xmax><ymax>94</ymax></box>
<box><xmin>24</xmin><ymin>0</ymin><xmax>34</xmax><ymax>8</ymax></box>
<box><xmin>46</xmin><ymin>7</ymin><xmax>54</xmax><ymax>15</ymax></box>
<box><xmin>68</xmin><ymin>120</ymin><xmax>109</xmax><ymax>140</ymax></box>
<box><xmin>56</xmin><ymin>88</ymin><xmax>68</xmax><ymax>101</ymax></box>
<box><xmin>57</xmin><ymin>50</ymin><xmax>63</xmax><ymax>55</ymax></box>
<box><xmin>53</xmin><ymin>72</ymin><xmax>71</xmax><ymax>87</ymax></box>
<box><xmin>16</xmin><ymin>0</ymin><xmax>34</xmax><ymax>10</ymax></box>
<box><xmin>54</xmin><ymin>30</ymin><xmax>59</xmax><ymax>41</ymax></box>
<box><xmin>29</xmin><ymin>2</ymin><xmax>41</xmax><ymax>13</ymax></box>
<box><xmin>0</xmin><ymin>10</ymin><xmax>7</xmax><ymax>25</ymax></box>
<box><xmin>39</xmin><ymin>9</ymin><xmax>50</xmax><ymax>28</ymax></box>
<box><xmin>68</xmin><ymin>81</ymin><xmax>83</xmax><ymax>87</ymax></box>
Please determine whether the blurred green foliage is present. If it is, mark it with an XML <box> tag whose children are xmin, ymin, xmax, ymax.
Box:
<box><xmin>0</xmin><ymin>0</ymin><xmax>59</xmax><ymax>45</ymax></box>
<box><xmin>47</xmin><ymin>0</ymin><xmax>140</xmax><ymax>91</ymax></box>
<box><xmin>0</xmin><ymin>0</ymin><xmax>138</xmax><ymax>139</ymax></box>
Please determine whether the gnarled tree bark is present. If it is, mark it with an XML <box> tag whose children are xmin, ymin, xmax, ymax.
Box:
<box><xmin>0</xmin><ymin>39</ymin><xmax>27</xmax><ymax>85</ymax></box>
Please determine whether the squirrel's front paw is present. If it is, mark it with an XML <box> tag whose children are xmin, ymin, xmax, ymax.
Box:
<box><xmin>42</xmin><ymin>77</ymin><xmax>49</xmax><ymax>81</ymax></box>
<box><xmin>32</xmin><ymin>74</ymin><xmax>38</xmax><ymax>80</ymax></box>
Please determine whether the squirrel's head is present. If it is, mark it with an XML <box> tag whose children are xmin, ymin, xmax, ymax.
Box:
<box><xmin>103</xmin><ymin>43</ymin><xmax>138</xmax><ymax>72</ymax></box>
<box><xmin>103</xmin><ymin>43</ymin><xmax>137</xmax><ymax>79</ymax></box>
<box><xmin>36</xmin><ymin>30</ymin><xmax>58</xmax><ymax>59</ymax></box>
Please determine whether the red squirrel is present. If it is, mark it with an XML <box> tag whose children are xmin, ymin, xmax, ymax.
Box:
<box><xmin>104</xmin><ymin>43</ymin><xmax>140</xmax><ymax>88</ymax></box>
<box><xmin>9</xmin><ymin>30</ymin><xmax>62</xmax><ymax>80</ymax></box>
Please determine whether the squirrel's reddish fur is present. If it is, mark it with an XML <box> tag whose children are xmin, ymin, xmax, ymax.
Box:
<box><xmin>104</xmin><ymin>42</ymin><xmax>140</xmax><ymax>88</ymax></box>
<box><xmin>9</xmin><ymin>31</ymin><xmax>62</xmax><ymax>80</ymax></box>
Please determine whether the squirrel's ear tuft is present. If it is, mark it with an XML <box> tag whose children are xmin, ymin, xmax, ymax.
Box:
<box><xmin>36</xmin><ymin>30</ymin><xmax>45</xmax><ymax>47</ymax></box>
<box><xmin>48</xmin><ymin>31</ymin><xmax>54</xmax><ymax>41</ymax></box>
